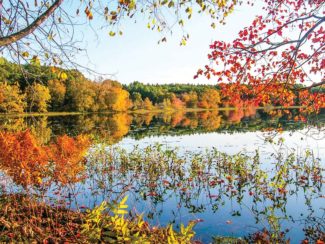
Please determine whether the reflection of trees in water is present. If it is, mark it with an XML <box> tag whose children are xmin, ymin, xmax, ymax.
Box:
<box><xmin>62</xmin><ymin>113</ymin><xmax>132</xmax><ymax>144</ymax></box>
<box><xmin>199</xmin><ymin>111</ymin><xmax>221</xmax><ymax>130</ymax></box>
<box><xmin>0</xmin><ymin>130</ymin><xmax>90</xmax><ymax>187</ymax></box>
<box><xmin>133</xmin><ymin>113</ymin><xmax>154</xmax><ymax>127</ymax></box>
<box><xmin>87</xmin><ymin>113</ymin><xmax>132</xmax><ymax>144</ymax></box>
<box><xmin>0</xmin><ymin>109</ymin><xmax>324</xmax><ymax>143</ymax></box>
<box><xmin>0</xmin><ymin>116</ymin><xmax>52</xmax><ymax>144</ymax></box>
<box><xmin>30</xmin><ymin>117</ymin><xmax>52</xmax><ymax>144</ymax></box>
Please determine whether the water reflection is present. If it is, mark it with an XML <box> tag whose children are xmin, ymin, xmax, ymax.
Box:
<box><xmin>0</xmin><ymin>108</ymin><xmax>324</xmax><ymax>242</ymax></box>
<box><xmin>0</xmin><ymin>108</ymin><xmax>324</xmax><ymax>144</ymax></box>
<box><xmin>0</xmin><ymin>130</ymin><xmax>90</xmax><ymax>187</ymax></box>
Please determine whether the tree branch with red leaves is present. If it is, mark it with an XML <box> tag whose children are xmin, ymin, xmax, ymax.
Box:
<box><xmin>196</xmin><ymin>0</ymin><xmax>325</xmax><ymax>112</ymax></box>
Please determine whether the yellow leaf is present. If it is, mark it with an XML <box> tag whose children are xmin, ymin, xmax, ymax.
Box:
<box><xmin>59</xmin><ymin>72</ymin><xmax>68</xmax><ymax>80</ymax></box>
<box><xmin>22</xmin><ymin>52</ymin><xmax>29</xmax><ymax>58</ymax></box>
<box><xmin>120</xmin><ymin>195</ymin><xmax>128</xmax><ymax>205</ymax></box>
<box><xmin>114</xmin><ymin>209</ymin><xmax>128</xmax><ymax>215</ymax></box>
<box><xmin>118</xmin><ymin>204</ymin><xmax>128</xmax><ymax>209</ymax></box>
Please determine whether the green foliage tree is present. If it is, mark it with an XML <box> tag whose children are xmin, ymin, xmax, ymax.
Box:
<box><xmin>126</xmin><ymin>81</ymin><xmax>218</xmax><ymax>104</ymax></box>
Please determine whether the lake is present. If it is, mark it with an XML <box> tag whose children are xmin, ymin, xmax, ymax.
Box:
<box><xmin>0</xmin><ymin>108</ymin><xmax>324</xmax><ymax>243</ymax></box>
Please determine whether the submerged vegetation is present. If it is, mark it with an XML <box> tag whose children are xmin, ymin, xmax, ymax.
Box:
<box><xmin>0</xmin><ymin>128</ymin><xmax>324</xmax><ymax>242</ymax></box>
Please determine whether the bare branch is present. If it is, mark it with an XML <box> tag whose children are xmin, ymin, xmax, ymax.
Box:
<box><xmin>0</xmin><ymin>0</ymin><xmax>63</xmax><ymax>47</ymax></box>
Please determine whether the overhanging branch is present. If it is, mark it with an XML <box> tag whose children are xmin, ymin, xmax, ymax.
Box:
<box><xmin>0</xmin><ymin>0</ymin><xmax>63</xmax><ymax>47</ymax></box>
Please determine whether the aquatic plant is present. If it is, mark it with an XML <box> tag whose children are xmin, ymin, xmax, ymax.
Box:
<box><xmin>0</xmin><ymin>130</ymin><xmax>324</xmax><ymax>242</ymax></box>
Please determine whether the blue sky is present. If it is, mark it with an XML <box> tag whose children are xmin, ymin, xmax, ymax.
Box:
<box><xmin>73</xmin><ymin>2</ymin><xmax>263</xmax><ymax>85</ymax></box>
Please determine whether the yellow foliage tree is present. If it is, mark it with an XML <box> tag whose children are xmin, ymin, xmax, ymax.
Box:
<box><xmin>97</xmin><ymin>80</ymin><xmax>132</xmax><ymax>112</ymax></box>
<box><xmin>0</xmin><ymin>82</ymin><xmax>26</xmax><ymax>113</ymax></box>
<box><xmin>26</xmin><ymin>83</ymin><xmax>51</xmax><ymax>112</ymax></box>
<box><xmin>181</xmin><ymin>91</ymin><xmax>198</xmax><ymax>108</ymax></box>
<box><xmin>48</xmin><ymin>79</ymin><xmax>66</xmax><ymax>110</ymax></box>
<box><xmin>198</xmin><ymin>89</ymin><xmax>221</xmax><ymax>109</ymax></box>
<box><xmin>143</xmin><ymin>97</ymin><xmax>154</xmax><ymax>110</ymax></box>
<box><xmin>70</xmin><ymin>80</ymin><xmax>96</xmax><ymax>112</ymax></box>
<box><xmin>110</xmin><ymin>88</ymin><xmax>132</xmax><ymax>111</ymax></box>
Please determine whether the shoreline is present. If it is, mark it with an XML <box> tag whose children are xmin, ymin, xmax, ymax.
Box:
<box><xmin>0</xmin><ymin>105</ymin><xmax>311</xmax><ymax>118</ymax></box>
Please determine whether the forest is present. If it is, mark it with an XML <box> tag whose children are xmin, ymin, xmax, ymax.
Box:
<box><xmin>1</xmin><ymin>58</ymin><xmax>324</xmax><ymax>114</ymax></box>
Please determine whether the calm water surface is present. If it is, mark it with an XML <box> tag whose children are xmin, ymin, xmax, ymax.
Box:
<box><xmin>1</xmin><ymin>109</ymin><xmax>324</xmax><ymax>242</ymax></box>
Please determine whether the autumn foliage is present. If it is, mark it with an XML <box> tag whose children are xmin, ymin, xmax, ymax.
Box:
<box><xmin>49</xmin><ymin>134</ymin><xmax>91</xmax><ymax>184</ymax></box>
<box><xmin>196</xmin><ymin>0</ymin><xmax>325</xmax><ymax>112</ymax></box>
<box><xmin>0</xmin><ymin>130</ymin><xmax>49</xmax><ymax>187</ymax></box>
<box><xmin>0</xmin><ymin>130</ymin><xmax>91</xmax><ymax>187</ymax></box>
<box><xmin>0</xmin><ymin>82</ymin><xmax>26</xmax><ymax>113</ymax></box>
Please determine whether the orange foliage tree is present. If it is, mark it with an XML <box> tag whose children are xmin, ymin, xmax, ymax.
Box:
<box><xmin>181</xmin><ymin>92</ymin><xmax>198</xmax><ymax>108</ymax></box>
<box><xmin>143</xmin><ymin>97</ymin><xmax>154</xmax><ymax>110</ymax></box>
<box><xmin>170</xmin><ymin>95</ymin><xmax>185</xmax><ymax>110</ymax></box>
<box><xmin>0</xmin><ymin>130</ymin><xmax>49</xmax><ymax>187</ymax></box>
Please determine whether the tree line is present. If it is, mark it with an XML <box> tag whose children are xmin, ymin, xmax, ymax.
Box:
<box><xmin>0</xmin><ymin>58</ymin><xmax>133</xmax><ymax>113</ymax></box>
<box><xmin>0</xmin><ymin>58</ymin><xmax>323</xmax><ymax>114</ymax></box>
<box><xmin>0</xmin><ymin>58</ymin><xmax>222</xmax><ymax>113</ymax></box>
